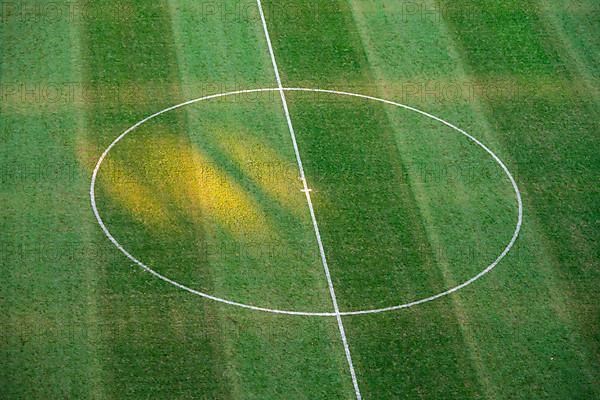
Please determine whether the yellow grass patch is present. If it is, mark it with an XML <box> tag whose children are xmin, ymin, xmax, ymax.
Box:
<box><xmin>79</xmin><ymin>130</ymin><xmax>275</xmax><ymax>240</ymax></box>
<box><xmin>216</xmin><ymin>133</ymin><xmax>305</xmax><ymax>215</ymax></box>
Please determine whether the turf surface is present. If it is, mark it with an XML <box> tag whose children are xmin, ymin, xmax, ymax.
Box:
<box><xmin>1</xmin><ymin>0</ymin><xmax>598</xmax><ymax>399</ymax></box>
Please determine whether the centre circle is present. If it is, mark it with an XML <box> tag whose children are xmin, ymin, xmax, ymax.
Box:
<box><xmin>90</xmin><ymin>88</ymin><xmax>523</xmax><ymax>317</ymax></box>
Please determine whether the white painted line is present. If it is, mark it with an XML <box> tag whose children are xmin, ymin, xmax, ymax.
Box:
<box><xmin>255</xmin><ymin>1</ymin><xmax>362</xmax><ymax>398</ymax></box>
<box><xmin>90</xmin><ymin>87</ymin><xmax>523</xmax><ymax>317</ymax></box>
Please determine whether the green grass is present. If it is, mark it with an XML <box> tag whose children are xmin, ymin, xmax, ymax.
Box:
<box><xmin>1</xmin><ymin>0</ymin><xmax>598</xmax><ymax>399</ymax></box>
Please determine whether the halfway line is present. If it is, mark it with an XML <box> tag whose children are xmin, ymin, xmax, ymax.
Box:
<box><xmin>255</xmin><ymin>1</ymin><xmax>363</xmax><ymax>399</ymax></box>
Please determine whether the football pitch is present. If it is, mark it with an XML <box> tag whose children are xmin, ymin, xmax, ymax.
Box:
<box><xmin>1</xmin><ymin>1</ymin><xmax>599</xmax><ymax>399</ymax></box>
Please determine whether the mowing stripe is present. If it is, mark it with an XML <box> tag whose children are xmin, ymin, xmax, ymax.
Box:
<box><xmin>255</xmin><ymin>1</ymin><xmax>362</xmax><ymax>398</ymax></box>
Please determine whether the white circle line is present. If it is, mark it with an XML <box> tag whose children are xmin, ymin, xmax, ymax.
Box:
<box><xmin>90</xmin><ymin>87</ymin><xmax>523</xmax><ymax>317</ymax></box>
